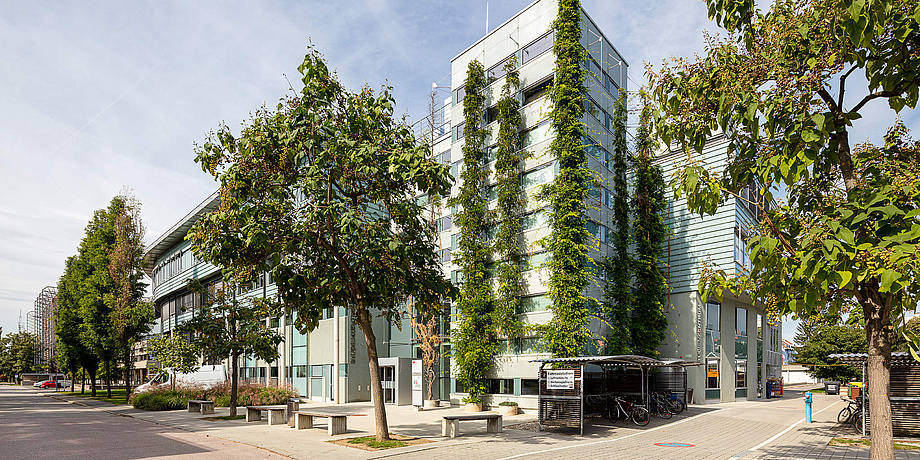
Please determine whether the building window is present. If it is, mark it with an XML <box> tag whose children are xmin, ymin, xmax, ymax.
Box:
<box><xmin>453</xmin><ymin>85</ymin><xmax>465</xmax><ymax>105</ymax></box>
<box><xmin>522</xmin><ymin>162</ymin><xmax>554</xmax><ymax>189</ymax></box>
<box><xmin>523</xmin><ymin>120</ymin><xmax>552</xmax><ymax>148</ymax></box>
<box><xmin>521</xmin><ymin>379</ymin><xmax>540</xmax><ymax>395</ymax></box>
<box><xmin>453</xmin><ymin>123</ymin><xmax>465</xmax><ymax>142</ymax></box>
<box><xmin>706</xmin><ymin>358</ymin><xmax>720</xmax><ymax>389</ymax></box>
<box><xmin>487</xmin><ymin>57</ymin><xmax>512</xmax><ymax>82</ymax></box>
<box><xmin>523</xmin><ymin>76</ymin><xmax>553</xmax><ymax>105</ymax></box>
<box><xmin>736</xmin><ymin>307</ymin><xmax>748</xmax><ymax>388</ymax></box>
<box><xmin>517</xmin><ymin>294</ymin><xmax>551</xmax><ymax>314</ymax></box>
<box><xmin>705</xmin><ymin>302</ymin><xmax>721</xmax><ymax>358</ymax></box>
<box><xmin>440</xmin><ymin>248</ymin><xmax>451</xmax><ymax>264</ymax></box>
<box><xmin>488</xmin><ymin>378</ymin><xmax>514</xmax><ymax>395</ymax></box>
<box><xmin>522</xmin><ymin>31</ymin><xmax>554</xmax><ymax>64</ymax></box>
<box><xmin>735</xmin><ymin>225</ymin><xmax>751</xmax><ymax>272</ymax></box>
<box><xmin>736</xmin><ymin>361</ymin><xmax>747</xmax><ymax>388</ymax></box>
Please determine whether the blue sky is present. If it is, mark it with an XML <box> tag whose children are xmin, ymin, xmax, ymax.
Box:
<box><xmin>0</xmin><ymin>0</ymin><xmax>915</xmax><ymax>343</ymax></box>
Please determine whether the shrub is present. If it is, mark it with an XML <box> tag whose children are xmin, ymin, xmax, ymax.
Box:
<box><xmin>462</xmin><ymin>395</ymin><xmax>482</xmax><ymax>405</ymax></box>
<box><xmin>498</xmin><ymin>401</ymin><xmax>518</xmax><ymax>407</ymax></box>
<box><xmin>129</xmin><ymin>381</ymin><xmax>298</xmax><ymax>410</ymax></box>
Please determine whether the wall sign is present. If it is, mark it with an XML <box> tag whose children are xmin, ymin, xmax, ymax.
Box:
<box><xmin>545</xmin><ymin>370</ymin><xmax>576</xmax><ymax>389</ymax></box>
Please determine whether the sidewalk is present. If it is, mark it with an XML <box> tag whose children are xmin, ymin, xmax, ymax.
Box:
<box><xmin>36</xmin><ymin>389</ymin><xmax>920</xmax><ymax>459</ymax></box>
<box><xmin>39</xmin><ymin>389</ymin><xmax>541</xmax><ymax>459</ymax></box>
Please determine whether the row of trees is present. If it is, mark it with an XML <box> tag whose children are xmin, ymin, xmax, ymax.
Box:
<box><xmin>55</xmin><ymin>193</ymin><xmax>153</xmax><ymax>398</ymax></box>
<box><xmin>0</xmin><ymin>329</ymin><xmax>36</xmax><ymax>383</ymax></box>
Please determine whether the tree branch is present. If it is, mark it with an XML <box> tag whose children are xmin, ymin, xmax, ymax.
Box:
<box><xmin>837</xmin><ymin>65</ymin><xmax>859</xmax><ymax>110</ymax></box>
<box><xmin>722</xmin><ymin>187</ymin><xmax>798</xmax><ymax>259</ymax></box>
<box><xmin>817</xmin><ymin>88</ymin><xmax>840</xmax><ymax>114</ymax></box>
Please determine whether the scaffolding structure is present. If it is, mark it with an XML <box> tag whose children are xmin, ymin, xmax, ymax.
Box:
<box><xmin>33</xmin><ymin>286</ymin><xmax>57</xmax><ymax>372</ymax></box>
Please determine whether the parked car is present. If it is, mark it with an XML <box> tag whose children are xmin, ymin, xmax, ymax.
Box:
<box><xmin>40</xmin><ymin>380</ymin><xmax>60</xmax><ymax>389</ymax></box>
<box><xmin>134</xmin><ymin>365</ymin><xmax>228</xmax><ymax>393</ymax></box>
<box><xmin>33</xmin><ymin>380</ymin><xmax>46</xmax><ymax>387</ymax></box>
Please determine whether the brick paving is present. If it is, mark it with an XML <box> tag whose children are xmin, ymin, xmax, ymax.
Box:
<box><xmin>22</xmin><ymin>386</ymin><xmax>920</xmax><ymax>459</ymax></box>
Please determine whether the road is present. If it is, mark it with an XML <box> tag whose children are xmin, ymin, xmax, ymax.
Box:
<box><xmin>0</xmin><ymin>385</ymin><xmax>286</xmax><ymax>459</ymax></box>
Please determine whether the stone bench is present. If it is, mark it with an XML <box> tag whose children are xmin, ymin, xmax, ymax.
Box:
<box><xmin>245</xmin><ymin>405</ymin><xmax>287</xmax><ymax>425</ymax></box>
<box><xmin>294</xmin><ymin>411</ymin><xmax>348</xmax><ymax>435</ymax></box>
<box><xmin>441</xmin><ymin>414</ymin><xmax>502</xmax><ymax>438</ymax></box>
<box><xmin>187</xmin><ymin>400</ymin><xmax>215</xmax><ymax>415</ymax></box>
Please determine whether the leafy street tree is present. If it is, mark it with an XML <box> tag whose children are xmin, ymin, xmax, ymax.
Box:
<box><xmin>180</xmin><ymin>282</ymin><xmax>282</xmax><ymax>417</ymax></box>
<box><xmin>56</xmin><ymin>256</ymin><xmax>100</xmax><ymax>394</ymax></box>
<box><xmin>107</xmin><ymin>192</ymin><xmax>153</xmax><ymax>396</ymax></box>
<box><xmin>147</xmin><ymin>334</ymin><xmax>200</xmax><ymax>389</ymax></box>
<box><xmin>630</xmin><ymin>104</ymin><xmax>669</xmax><ymax>358</ymax></box>
<box><xmin>188</xmin><ymin>49</ymin><xmax>454</xmax><ymax>441</ymax></box>
<box><xmin>649</xmin><ymin>1</ymin><xmax>920</xmax><ymax>456</ymax></box>
<box><xmin>0</xmin><ymin>331</ymin><xmax>36</xmax><ymax>383</ymax></box>
<box><xmin>795</xmin><ymin>323</ymin><xmax>867</xmax><ymax>382</ymax></box>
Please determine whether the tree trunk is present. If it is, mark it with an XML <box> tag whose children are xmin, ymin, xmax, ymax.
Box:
<box><xmin>89</xmin><ymin>369</ymin><xmax>97</xmax><ymax>397</ymax></box>
<box><xmin>81</xmin><ymin>369</ymin><xmax>86</xmax><ymax>394</ymax></box>
<box><xmin>356</xmin><ymin>306</ymin><xmax>390</xmax><ymax>442</ymax></box>
<box><xmin>124</xmin><ymin>342</ymin><xmax>132</xmax><ymax>398</ymax></box>
<box><xmin>230</xmin><ymin>350</ymin><xmax>240</xmax><ymax>417</ymax></box>
<box><xmin>864</xmin><ymin>300</ymin><xmax>893</xmax><ymax>460</ymax></box>
<box><xmin>104</xmin><ymin>360</ymin><xmax>112</xmax><ymax>399</ymax></box>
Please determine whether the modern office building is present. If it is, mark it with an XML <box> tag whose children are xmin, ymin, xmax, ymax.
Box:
<box><xmin>142</xmin><ymin>0</ymin><xmax>779</xmax><ymax>407</ymax></box>
<box><xmin>655</xmin><ymin>135</ymin><xmax>783</xmax><ymax>404</ymax></box>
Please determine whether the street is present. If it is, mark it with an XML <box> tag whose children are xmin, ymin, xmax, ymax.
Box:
<box><xmin>0</xmin><ymin>385</ymin><xmax>284</xmax><ymax>459</ymax></box>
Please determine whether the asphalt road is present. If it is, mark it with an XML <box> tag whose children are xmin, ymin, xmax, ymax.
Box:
<box><xmin>0</xmin><ymin>385</ymin><xmax>287</xmax><ymax>459</ymax></box>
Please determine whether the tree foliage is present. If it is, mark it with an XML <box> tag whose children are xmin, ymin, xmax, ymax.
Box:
<box><xmin>602</xmin><ymin>94</ymin><xmax>632</xmax><ymax>355</ymax></box>
<box><xmin>538</xmin><ymin>0</ymin><xmax>593</xmax><ymax>358</ymax></box>
<box><xmin>147</xmin><ymin>334</ymin><xmax>200</xmax><ymax>389</ymax></box>
<box><xmin>492</xmin><ymin>56</ymin><xmax>528</xmax><ymax>341</ymax></box>
<box><xmin>630</xmin><ymin>103</ymin><xmax>669</xmax><ymax>358</ymax></box>
<box><xmin>55</xmin><ymin>256</ymin><xmax>99</xmax><ymax>394</ymax></box>
<box><xmin>795</xmin><ymin>324</ymin><xmax>867</xmax><ymax>382</ymax></box>
<box><xmin>188</xmin><ymin>48</ymin><xmax>454</xmax><ymax>441</ymax></box>
<box><xmin>0</xmin><ymin>331</ymin><xmax>36</xmax><ymax>383</ymax></box>
<box><xmin>648</xmin><ymin>1</ymin><xmax>920</xmax><ymax>456</ymax></box>
<box><xmin>179</xmin><ymin>283</ymin><xmax>281</xmax><ymax>416</ymax></box>
<box><xmin>451</xmin><ymin>60</ymin><xmax>496</xmax><ymax>400</ymax></box>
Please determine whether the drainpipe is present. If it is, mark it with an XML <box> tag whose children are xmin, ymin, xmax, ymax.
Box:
<box><xmin>334</xmin><ymin>306</ymin><xmax>340</xmax><ymax>404</ymax></box>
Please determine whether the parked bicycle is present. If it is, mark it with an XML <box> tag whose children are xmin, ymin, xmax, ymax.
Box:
<box><xmin>652</xmin><ymin>391</ymin><xmax>686</xmax><ymax>415</ymax></box>
<box><xmin>606</xmin><ymin>395</ymin><xmax>650</xmax><ymax>426</ymax></box>
<box><xmin>837</xmin><ymin>397</ymin><xmax>862</xmax><ymax>424</ymax></box>
<box><xmin>649</xmin><ymin>392</ymin><xmax>673</xmax><ymax>419</ymax></box>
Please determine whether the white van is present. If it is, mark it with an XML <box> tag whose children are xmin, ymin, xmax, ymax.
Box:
<box><xmin>135</xmin><ymin>364</ymin><xmax>228</xmax><ymax>393</ymax></box>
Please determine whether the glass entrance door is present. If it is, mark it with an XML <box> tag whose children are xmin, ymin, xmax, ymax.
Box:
<box><xmin>380</xmin><ymin>365</ymin><xmax>396</xmax><ymax>404</ymax></box>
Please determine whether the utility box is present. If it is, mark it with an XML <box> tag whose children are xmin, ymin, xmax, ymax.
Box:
<box><xmin>824</xmin><ymin>381</ymin><xmax>840</xmax><ymax>395</ymax></box>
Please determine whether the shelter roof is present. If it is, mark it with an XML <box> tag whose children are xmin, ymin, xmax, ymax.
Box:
<box><xmin>530</xmin><ymin>355</ymin><xmax>700</xmax><ymax>368</ymax></box>
<box><xmin>828</xmin><ymin>352</ymin><xmax>919</xmax><ymax>366</ymax></box>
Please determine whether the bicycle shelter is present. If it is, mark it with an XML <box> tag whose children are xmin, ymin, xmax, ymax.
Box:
<box><xmin>531</xmin><ymin>355</ymin><xmax>700</xmax><ymax>435</ymax></box>
<box><xmin>828</xmin><ymin>351</ymin><xmax>920</xmax><ymax>436</ymax></box>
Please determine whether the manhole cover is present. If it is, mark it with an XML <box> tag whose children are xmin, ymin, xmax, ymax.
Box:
<box><xmin>655</xmin><ymin>442</ymin><xmax>695</xmax><ymax>448</ymax></box>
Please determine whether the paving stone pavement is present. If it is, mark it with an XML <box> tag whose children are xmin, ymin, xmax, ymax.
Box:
<box><xmin>22</xmin><ymin>386</ymin><xmax>920</xmax><ymax>459</ymax></box>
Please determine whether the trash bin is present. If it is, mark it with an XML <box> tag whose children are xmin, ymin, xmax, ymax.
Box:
<box><xmin>686</xmin><ymin>388</ymin><xmax>694</xmax><ymax>405</ymax></box>
<box><xmin>287</xmin><ymin>398</ymin><xmax>300</xmax><ymax>427</ymax></box>
<box><xmin>824</xmin><ymin>381</ymin><xmax>840</xmax><ymax>395</ymax></box>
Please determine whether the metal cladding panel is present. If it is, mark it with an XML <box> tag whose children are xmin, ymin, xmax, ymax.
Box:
<box><xmin>539</xmin><ymin>367</ymin><xmax>582</xmax><ymax>430</ymax></box>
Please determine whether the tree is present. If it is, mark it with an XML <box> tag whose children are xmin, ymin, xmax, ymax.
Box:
<box><xmin>180</xmin><ymin>282</ymin><xmax>282</xmax><ymax>416</ymax></box>
<box><xmin>630</xmin><ymin>103</ymin><xmax>669</xmax><ymax>357</ymax></box>
<box><xmin>451</xmin><ymin>60</ymin><xmax>496</xmax><ymax>402</ymax></box>
<box><xmin>147</xmin><ymin>334</ymin><xmax>199</xmax><ymax>389</ymax></box>
<box><xmin>648</xmin><ymin>1</ymin><xmax>920</xmax><ymax>456</ymax></box>
<box><xmin>602</xmin><ymin>94</ymin><xmax>632</xmax><ymax>355</ymax></box>
<box><xmin>56</xmin><ymin>256</ymin><xmax>100</xmax><ymax>394</ymax></box>
<box><xmin>795</xmin><ymin>324</ymin><xmax>867</xmax><ymax>382</ymax></box>
<box><xmin>106</xmin><ymin>191</ymin><xmax>153</xmax><ymax>396</ymax></box>
<box><xmin>188</xmin><ymin>48</ymin><xmax>454</xmax><ymax>441</ymax></box>
<box><xmin>0</xmin><ymin>331</ymin><xmax>36</xmax><ymax>383</ymax></box>
<box><xmin>538</xmin><ymin>0</ymin><xmax>594</xmax><ymax>358</ymax></box>
<box><xmin>408</xmin><ymin>300</ymin><xmax>442</xmax><ymax>403</ymax></box>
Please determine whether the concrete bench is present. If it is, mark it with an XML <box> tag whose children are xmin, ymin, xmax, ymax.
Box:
<box><xmin>187</xmin><ymin>400</ymin><xmax>215</xmax><ymax>415</ymax></box>
<box><xmin>294</xmin><ymin>411</ymin><xmax>348</xmax><ymax>435</ymax></box>
<box><xmin>441</xmin><ymin>414</ymin><xmax>502</xmax><ymax>438</ymax></box>
<box><xmin>245</xmin><ymin>405</ymin><xmax>287</xmax><ymax>425</ymax></box>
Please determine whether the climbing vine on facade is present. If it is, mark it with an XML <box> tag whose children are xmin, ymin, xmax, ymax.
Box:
<box><xmin>450</xmin><ymin>60</ymin><xmax>495</xmax><ymax>399</ymax></box>
<box><xmin>537</xmin><ymin>0</ymin><xmax>593</xmax><ymax>358</ymax></box>
<box><xmin>602</xmin><ymin>94</ymin><xmax>632</xmax><ymax>355</ymax></box>
<box><xmin>630</xmin><ymin>101</ymin><xmax>669</xmax><ymax>358</ymax></box>
<box><xmin>492</xmin><ymin>56</ymin><xmax>527</xmax><ymax>340</ymax></box>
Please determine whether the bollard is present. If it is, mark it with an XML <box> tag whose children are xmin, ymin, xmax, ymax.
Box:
<box><xmin>804</xmin><ymin>392</ymin><xmax>813</xmax><ymax>423</ymax></box>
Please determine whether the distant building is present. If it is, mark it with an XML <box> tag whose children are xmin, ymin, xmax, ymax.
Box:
<box><xmin>32</xmin><ymin>286</ymin><xmax>57</xmax><ymax>372</ymax></box>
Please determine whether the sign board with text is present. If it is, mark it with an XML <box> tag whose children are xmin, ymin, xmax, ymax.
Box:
<box><xmin>545</xmin><ymin>370</ymin><xmax>576</xmax><ymax>390</ymax></box>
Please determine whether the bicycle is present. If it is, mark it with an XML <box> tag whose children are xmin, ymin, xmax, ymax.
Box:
<box><xmin>606</xmin><ymin>395</ymin><xmax>650</xmax><ymax>426</ymax></box>
<box><xmin>649</xmin><ymin>392</ymin><xmax>673</xmax><ymax>419</ymax></box>
<box><xmin>656</xmin><ymin>391</ymin><xmax>686</xmax><ymax>414</ymax></box>
<box><xmin>837</xmin><ymin>398</ymin><xmax>861</xmax><ymax>424</ymax></box>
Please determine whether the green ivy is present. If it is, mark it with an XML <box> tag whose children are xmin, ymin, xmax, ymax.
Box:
<box><xmin>602</xmin><ymin>94</ymin><xmax>632</xmax><ymax>355</ymax></box>
<box><xmin>537</xmin><ymin>0</ymin><xmax>593</xmax><ymax>358</ymax></box>
<box><xmin>630</xmin><ymin>101</ymin><xmax>668</xmax><ymax>358</ymax></box>
<box><xmin>492</xmin><ymin>56</ymin><xmax>527</xmax><ymax>339</ymax></box>
<box><xmin>450</xmin><ymin>60</ymin><xmax>495</xmax><ymax>398</ymax></box>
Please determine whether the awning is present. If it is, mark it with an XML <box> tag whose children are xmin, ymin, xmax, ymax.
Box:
<box><xmin>530</xmin><ymin>355</ymin><xmax>701</xmax><ymax>368</ymax></box>
<box><xmin>828</xmin><ymin>352</ymin><xmax>918</xmax><ymax>366</ymax></box>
